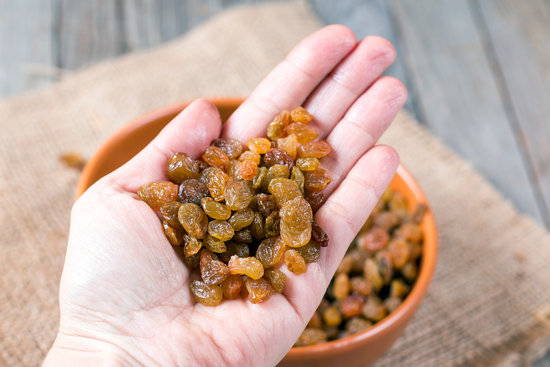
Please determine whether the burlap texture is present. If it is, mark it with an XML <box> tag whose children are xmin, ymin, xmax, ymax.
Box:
<box><xmin>0</xmin><ymin>1</ymin><xmax>549</xmax><ymax>366</ymax></box>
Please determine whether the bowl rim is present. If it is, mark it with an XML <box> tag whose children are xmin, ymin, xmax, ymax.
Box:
<box><xmin>77</xmin><ymin>98</ymin><xmax>438</xmax><ymax>358</ymax></box>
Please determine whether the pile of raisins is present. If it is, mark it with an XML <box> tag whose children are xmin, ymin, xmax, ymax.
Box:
<box><xmin>137</xmin><ymin>107</ymin><xmax>333</xmax><ymax>306</ymax></box>
<box><xmin>295</xmin><ymin>190</ymin><xmax>426</xmax><ymax>346</ymax></box>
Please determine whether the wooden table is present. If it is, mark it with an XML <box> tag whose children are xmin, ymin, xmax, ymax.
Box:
<box><xmin>2</xmin><ymin>0</ymin><xmax>549</xmax><ymax>225</ymax></box>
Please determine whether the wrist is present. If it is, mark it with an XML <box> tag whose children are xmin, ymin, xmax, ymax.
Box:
<box><xmin>43</xmin><ymin>333</ymin><xmax>135</xmax><ymax>367</ymax></box>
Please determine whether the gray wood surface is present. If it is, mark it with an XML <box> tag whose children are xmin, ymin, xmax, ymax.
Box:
<box><xmin>1</xmin><ymin>0</ymin><xmax>549</xmax><ymax>225</ymax></box>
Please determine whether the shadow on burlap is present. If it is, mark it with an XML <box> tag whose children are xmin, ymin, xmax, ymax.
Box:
<box><xmin>0</xmin><ymin>1</ymin><xmax>548</xmax><ymax>366</ymax></box>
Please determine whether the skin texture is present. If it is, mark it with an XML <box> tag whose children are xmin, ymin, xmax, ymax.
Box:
<box><xmin>44</xmin><ymin>25</ymin><xmax>406</xmax><ymax>367</ymax></box>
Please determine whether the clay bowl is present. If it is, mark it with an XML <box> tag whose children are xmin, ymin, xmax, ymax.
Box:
<box><xmin>77</xmin><ymin>98</ymin><xmax>437</xmax><ymax>367</ymax></box>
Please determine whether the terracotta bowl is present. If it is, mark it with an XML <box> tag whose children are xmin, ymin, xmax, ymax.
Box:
<box><xmin>77</xmin><ymin>98</ymin><xmax>437</xmax><ymax>367</ymax></box>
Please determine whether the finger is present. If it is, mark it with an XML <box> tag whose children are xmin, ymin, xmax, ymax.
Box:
<box><xmin>322</xmin><ymin>76</ymin><xmax>407</xmax><ymax>195</ymax></box>
<box><xmin>107</xmin><ymin>99</ymin><xmax>222</xmax><ymax>192</ymax></box>
<box><xmin>282</xmin><ymin>145</ymin><xmax>399</xmax><ymax>318</ymax></box>
<box><xmin>304</xmin><ymin>36</ymin><xmax>396</xmax><ymax>136</ymax></box>
<box><xmin>223</xmin><ymin>25</ymin><xmax>356</xmax><ymax>141</ymax></box>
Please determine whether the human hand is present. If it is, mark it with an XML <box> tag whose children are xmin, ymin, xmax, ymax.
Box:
<box><xmin>44</xmin><ymin>25</ymin><xmax>406</xmax><ymax>367</ymax></box>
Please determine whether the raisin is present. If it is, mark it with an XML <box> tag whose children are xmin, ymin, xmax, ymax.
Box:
<box><xmin>252</xmin><ymin>166</ymin><xmax>267</xmax><ymax>189</ymax></box>
<box><xmin>332</xmin><ymin>273</ymin><xmax>350</xmax><ymax>300</ymax></box>
<box><xmin>236</xmin><ymin>159</ymin><xmax>258</xmax><ymax>180</ymax></box>
<box><xmin>224</xmin><ymin>179</ymin><xmax>253</xmax><ymax>210</ymax></box>
<box><xmin>295</xmin><ymin>328</ymin><xmax>327</xmax><ymax>347</ymax></box>
<box><xmin>239</xmin><ymin>150</ymin><xmax>261</xmax><ymax>165</ymax></box>
<box><xmin>200</xmin><ymin>197</ymin><xmax>231</xmax><ymax>220</ymax></box>
<box><xmin>384</xmin><ymin>297</ymin><xmax>402</xmax><ymax>313</ymax></box>
<box><xmin>311</xmin><ymin>222</ymin><xmax>329</xmax><ymax>247</ymax></box>
<box><xmin>204</xmin><ymin>234</ymin><xmax>227</xmax><ymax>253</ymax></box>
<box><xmin>307</xmin><ymin>311</ymin><xmax>322</xmax><ymax>328</ymax></box>
<box><xmin>390</xmin><ymin>279</ymin><xmax>409</xmax><ymax>298</ymax></box>
<box><xmin>298</xmin><ymin>140</ymin><xmax>332</xmax><ymax>158</ymax></box>
<box><xmin>373</xmin><ymin>211</ymin><xmax>399</xmax><ymax>230</ymax></box>
<box><xmin>200</xmin><ymin>167</ymin><xmax>229</xmax><ymax>202</ymax></box>
<box><xmin>247</xmin><ymin>137</ymin><xmax>271</xmax><ymax>154</ymax></box>
<box><xmin>395</xmin><ymin>222</ymin><xmax>422</xmax><ymax>243</ymax></box>
<box><xmin>221</xmin><ymin>275</ymin><xmax>244</xmax><ymax>299</ymax></box>
<box><xmin>296</xmin><ymin>158</ymin><xmax>320</xmax><ymax>172</ymax></box>
<box><xmin>219</xmin><ymin>242</ymin><xmax>250</xmax><ymax>263</ymax></box>
<box><xmin>305</xmin><ymin>190</ymin><xmax>326</xmax><ymax>212</ymax></box>
<box><xmin>388</xmin><ymin>239</ymin><xmax>410</xmax><ymax>269</ymax></box>
<box><xmin>182</xmin><ymin>251</ymin><xmax>200</xmax><ymax>269</ymax></box>
<box><xmin>280</xmin><ymin>196</ymin><xmax>312</xmax><ymax>248</ymax></box>
<box><xmin>337</xmin><ymin>255</ymin><xmax>353</xmax><ymax>274</ymax></box>
<box><xmin>183</xmin><ymin>234</ymin><xmax>202</xmax><ymax>257</ymax></box>
<box><xmin>296</xmin><ymin>241</ymin><xmax>321</xmax><ymax>263</ymax></box>
<box><xmin>228</xmin><ymin>256</ymin><xmax>264</xmax><ymax>279</ymax></box>
<box><xmin>250</xmin><ymin>212</ymin><xmax>265</xmax><ymax>240</ymax></box>
<box><xmin>349</xmin><ymin>249</ymin><xmax>368</xmax><ymax>272</ymax></box>
<box><xmin>256</xmin><ymin>237</ymin><xmax>286</xmax><ymax>268</ymax></box>
<box><xmin>202</xmin><ymin>146</ymin><xmax>229</xmax><ymax>169</ymax></box>
<box><xmin>284</xmin><ymin>249</ymin><xmax>307</xmax><ymax>274</ymax></box>
<box><xmin>138</xmin><ymin>181</ymin><xmax>178</xmax><ymax>211</ymax></box>
<box><xmin>162</xmin><ymin>221</ymin><xmax>183</xmax><ymax>246</ymax></box>
<box><xmin>179</xmin><ymin>179</ymin><xmax>209</xmax><ymax>205</ymax></box>
<box><xmin>263</xmin><ymin>148</ymin><xmax>293</xmax><ymax>169</ymax></box>
<box><xmin>285</xmin><ymin>122</ymin><xmax>318</xmax><ymax>144</ymax></box>
<box><xmin>362</xmin><ymin>296</ymin><xmax>387</xmax><ymax>322</ymax></box>
<box><xmin>245</xmin><ymin>277</ymin><xmax>273</xmax><ymax>304</ymax></box>
<box><xmin>339</xmin><ymin>294</ymin><xmax>365</xmax><ymax>318</ymax></box>
<box><xmin>166</xmin><ymin>153</ymin><xmax>200</xmax><ymax>183</ymax></box>
<box><xmin>350</xmin><ymin>277</ymin><xmax>372</xmax><ymax>296</ymax></box>
<box><xmin>358</xmin><ymin>227</ymin><xmax>389</xmax><ymax>251</ymax></box>
<box><xmin>364</xmin><ymin>259</ymin><xmax>383</xmax><ymax>291</ymax></box>
<box><xmin>159</xmin><ymin>201</ymin><xmax>183</xmax><ymax>229</ymax></box>
<box><xmin>178</xmin><ymin>203</ymin><xmax>208</xmax><ymax>239</ymax></box>
<box><xmin>228</xmin><ymin>208</ymin><xmax>255</xmax><ymax>231</ymax></box>
<box><xmin>207</xmin><ymin>220</ymin><xmax>234</xmax><ymax>241</ymax></box>
<box><xmin>323</xmin><ymin>306</ymin><xmax>342</xmax><ymax>326</ymax></box>
<box><xmin>264</xmin><ymin>212</ymin><xmax>280</xmax><ymax>238</ymax></box>
<box><xmin>265</xmin><ymin>268</ymin><xmax>286</xmax><ymax>293</ymax></box>
<box><xmin>190</xmin><ymin>280</ymin><xmax>223</xmax><ymax>306</ymax></box>
<box><xmin>276</xmin><ymin>134</ymin><xmax>299</xmax><ymax>159</ymax></box>
<box><xmin>401</xmin><ymin>261</ymin><xmax>418</xmax><ymax>281</ymax></box>
<box><xmin>389</xmin><ymin>191</ymin><xmax>407</xmax><ymax>211</ymax></box>
<box><xmin>233</xmin><ymin>229</ymin><xmax>253</xmax><ymax>243</ymax></box>
<box><xmin>346</xmin><ymin>317</ymin><xmax>372</xmax><ymax>335</ymax></box>
<box><xmin>212</xmin><ymin>138</ymin><xmax>243</xmax><ymax>159</ymax></box>
<box><xmin>263</xmin><ymin>164</ymin><xmax>290</xmax><ymax>191</ymax></box>
<box><xmin>290</xmin><ymin>106</ymin><xmax>312</xmax><ymax>123</ymax></box>
<box><xmin>376</xmin><ymin>250</ymin><xmax>394</xmax><ymax>283</ymax></box>
<box><xmin>267</xmin><ymin>111</ymin><xmax>291</xmax><ymax>141</ymax></box>
<box><xmin>291</xmin><ymin>166</ymin><xmax>305</xmax><ymax>193</ymax></box>
<box><xmin>255</xmin><ymin>193</ymin><xmax>277</xmax><ymax>216</ymax></box>
<box><xmin>200</xmin><ymin>250</ymin><xmax>229</xmax><ymax>285</ymax></box>
<box><xmin>304</xmin><ymin>168</ymin><xmax>332</xmax><ymax>193</ymax></box>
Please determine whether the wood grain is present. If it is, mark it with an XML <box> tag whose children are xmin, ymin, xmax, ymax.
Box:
<box><xmin>388</xmin><ymin>0</ymin><xmax>545</xmax><ymax>223</ymax></box>
<box><xmin>474</xmin><ymin>0</ymin><xmax>550</xmax><ymax>225</ymax></box>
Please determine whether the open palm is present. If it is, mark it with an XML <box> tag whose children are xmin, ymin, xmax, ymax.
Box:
<box><xmin>45</xmin><ymin>25</ymin><xmax>406</xmax><ymax>367</ymax></box>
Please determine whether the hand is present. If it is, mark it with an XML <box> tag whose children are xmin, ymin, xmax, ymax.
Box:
<box><xmin>44</xmin><ymin>25</ymin><xmax>406</xmax><ymax>367</ymax></box>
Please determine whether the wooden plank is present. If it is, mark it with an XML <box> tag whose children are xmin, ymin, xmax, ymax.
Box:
<box><xmin>388</xmin><ymin>0</ymin><xmax>545</xmax><ymax>224</ymax></box>
<box><xmin>309</xmin><ymin>0</ymin><xmax>420</xmax><ymax>118</ymax></box>
<box><xmin>56</xmin><ymin>0</ymin><xmax>126</xmax><ymax>69</ymax></box>
<box><xmin>0</xmin><ymin>0</ymin><xmax>56</xmax><ymax>97</ymax></box>
<box><xmin>474</xmin><ymin>0</ymin><xmax>550</xmax><ymax>226</ymax></box>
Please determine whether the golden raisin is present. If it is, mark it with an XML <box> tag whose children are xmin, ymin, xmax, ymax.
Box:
<box><xmin>256</xmin><ymin>237</ymin><xmax>286</xmax><ymax>268</ymax></box>
<box><xmin>285</xmin><ymin>122</ymin><xmax>318</xmax><ymax>144</ymax></box>
<box><xmin>221</xmin><ymin>275</ymin><xmax>244</xmax><ymax>299</ymax></box>
<box><xmin>295</xmin><ymin>328</ymin><xmax>327</xmax><ymax>347</ymax></box>
<box><xmin>159</xmin><ymin>201</ymin><xmax>183</xmax><ymax>229</ymax></box>
<box><xmin>166</xmin><ymin>153</ymin><xmax>201</xmax><ymax>183</ymax></box>
<box><xmin>245</xmin><ymin>277</ymin><xmax>273</xmax><ymax>304</ymax></box>
<box><xmin>276</xmin><ymin>134</ymin><xmax>299</xmax><ymax>159</ymax></box>
<box><xmin>284</xmin><ymin>249</ymin><xmax>307</xmax><ymax>274</ymax></box>
<box><xmin>290</xmin><ymin>106</ymin><xmax>313</xmax><ymax>123</ymax></box>
<box><xmin>323</xmin><ymin>306</ymin><xmax>342</xmax><ymax>326</ymax></box>
<box><xmin>358</xmin><ymin>227</ymin><xmax>389</xmax><ymax>251</ymax></box>
<box><xmin>263</xmin><ymin>148</ymin><xmax>293</xmax><ymax>169</ymax></box>
<box><xmin>296</xmin><ymin>241</ymin><xmax>321</xmax><ymax>263</ymax></box>
<box><xmin>346</xmin><ymin>317</ymin><xmax>371</xmax><ymax>335</ymax></box>
<box><xmin>212</xmin><ymin>138</ymin><xmax>243</xmax><ymax>159</ymax></box>
<box><xmin>178</xmin><ymin>203</ymin><xmax>208</xmax><ymax>239</ymax></box>
<box><xmin>298</xmin><ymin>140</ymin><xmax>332</xmax><ymax>158</ymax></box>
<box><xmin>224</xmin><ymin>179</ymin><xmax>253</xmax><ymax>210</ymax></box>
<box><xmin>304</xmin><ymin>168</ymin><xmax>332</xmax><ymax>193</ymax></box>
<box><xmin>228</xmin><ymin>256</ymin><xmax>264</xmax><ymax>279</ymax></box>
<box><xmin>247</xmin><ymin>137</ymin><xmax>271</xmax><ymax>154</ymax></box>
<box><xmin>280</xmin><ymin>197</ymin><xmax>312</xmax><ymax>248</ymax></box>
<box><xmin>339</xmin><ymin>294</ymin><xmax>365</xmax><ymax>318</ymax></box>
<box><xmin>204</xmin><ymin>234</ymin><xmax>227</xmax><ymax>253</ymax></box>
<box><xmin>138</xmin><ymin>181</ymin><xmax>178</xmax><ymax>211</ymax></box>
<box><xmin>200</xmin><ymin>250</ymin><xmax>229</xmax><ymax>285</ymax></box>
<box><xmin>388</xmin><ymin>239</ymin><xmax>410</xmax><ymax>269</ymax></box>
<box><xmin>296</xmin><ymin>158</ymin><xmax>320</xmax><ymax>171</ymax></box>
<box><xmin>291</xmin><ymin>166</ymin><xmax>305</xmax><ymax>193</ymax></box>
<box><xmin>201</xmin><ymin>197</ymin><xmax>231</xmax><ymax>220</ymax></box>
<box><xmin>183</xmin><ymin>234</ymin><xmax>202</xmax><ymax>257</ymax></box>
<box><xmin>239</xmin><ymin>150</ymin><xmax>261</xmax><ymax>164</ymax></box>
<box><xmin>190</xmin><ymin>280</ymin><xmax>223</xmax><ymax>306</ymax></box>
<box><xmin>265</xmin><ymin>268</ymin><xmax>286</xmax><ymax>293</ymax></box>
<box><xmin>200</xmin><ymin>167</ymin><xmax>229</xmax><ymax>202</ymax></box>
<box><xmin>162</xmin><ymin>221</ymin><xmax>183</xmax><ymax>246</ymax></box>
<box><xmin>268</xmin><ymin>177</ymin><xmax>302</xmax><ymax>206</ymax></box>
<box><xmin>332</xmin><ymin>273</ymin><xmax>350</xmax><ymax>300</ymax></box>
<box><xmin>202</xmin><ymin>146</ymin><xmax>230</xmax><ymax>169</ymax></box>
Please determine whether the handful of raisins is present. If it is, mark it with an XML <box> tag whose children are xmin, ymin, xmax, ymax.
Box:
<box><xmin>295</xmin><ymin>190</ymin><xmax>426</xmax><ymax>346</ymax></box>
<box><xmin>137</xmin><ymin>107</ymin><xmax>332</xmax><ymax>306</ymax></box>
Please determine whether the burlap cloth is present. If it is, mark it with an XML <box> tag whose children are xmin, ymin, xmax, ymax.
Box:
<box><xmin>1</xmin><ymin>1</ymin><xmax>549</xmax><ymax>366</ymax></box>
